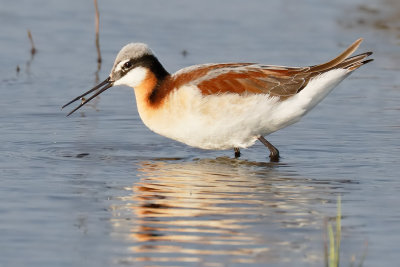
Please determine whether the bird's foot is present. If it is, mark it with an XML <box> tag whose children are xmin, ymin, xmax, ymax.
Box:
<box><xmin>234</xmin><ymin>147</ymin><xmax>241</xmax><ymax>158</ymax></box>
<box><xmin>269</xmin><ymin>150</ymin><xmax>280</xmax><ymax>162</ymax></box>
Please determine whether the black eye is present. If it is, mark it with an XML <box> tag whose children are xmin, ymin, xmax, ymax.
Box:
<box><xmin>123</xmin><ymin>61</ymin><xmax>132</xmax><ymax>69</ymax></box>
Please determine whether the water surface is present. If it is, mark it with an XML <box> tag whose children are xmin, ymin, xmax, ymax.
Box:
<box><xmin>1</xmin><ymin>0</ymin><xmax>399</xmax><ymax>266</ymax></box>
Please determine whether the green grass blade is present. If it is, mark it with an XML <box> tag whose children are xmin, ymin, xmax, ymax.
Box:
<box><xmin>328</xmin><ymin>223</ymin><xmax>335</xmax><ymax>267</ymax></box>
<box><xmin>335</xmin><ymin>195</ymin><xmax>341</xmax><ymax>266</ymax></box>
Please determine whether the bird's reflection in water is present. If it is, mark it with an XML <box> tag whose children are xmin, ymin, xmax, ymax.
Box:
<box><xmin>111</xmin><ymin>157</ymin><xmax>340</xmax><ymax>266</ymax></box>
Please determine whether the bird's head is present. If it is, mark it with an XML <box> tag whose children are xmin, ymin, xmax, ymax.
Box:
<box><xmin>63</xmin><ymin>43</ymin><xmax>168</xmax><ymax>116</ymax></box>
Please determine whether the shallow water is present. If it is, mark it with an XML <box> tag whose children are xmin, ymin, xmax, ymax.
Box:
<box><xmin>1</xmin><ymin>0</ymin><xmax>399</xmax><ymax>266</ymax></box>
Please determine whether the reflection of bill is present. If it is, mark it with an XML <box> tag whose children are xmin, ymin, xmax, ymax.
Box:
<box><xmin>111</xmin><ymin>158</ymin><xmax>328</xmax><ymax>265</ymax></box>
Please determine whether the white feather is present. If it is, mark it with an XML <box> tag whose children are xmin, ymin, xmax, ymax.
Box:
<box><xmin>136</xmin><ymin>68</ymin><xmax>351</xmax><ymax>150</ymax></box>
<box><xmin>114</xmin><ymin>67</ymin><xmax>148</xmax><ymax>88</ymax></box>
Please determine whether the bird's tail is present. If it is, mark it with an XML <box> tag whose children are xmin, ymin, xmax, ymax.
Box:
<box><xmin>309</xmin><ymin>38</ymin><xmax>373</xmax><ymax>73</ymax></box>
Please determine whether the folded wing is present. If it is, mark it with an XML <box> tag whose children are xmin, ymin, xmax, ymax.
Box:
<box><xmin>169</xmin><ymin>38</ymin><xmax>372</xmax><ymax>101</ymax></box>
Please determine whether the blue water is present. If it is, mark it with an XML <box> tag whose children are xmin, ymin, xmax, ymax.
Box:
<box><xmin>1</xmin><ymin>0</ymin><xmax>399</xmax><ymax>266</ymax></box>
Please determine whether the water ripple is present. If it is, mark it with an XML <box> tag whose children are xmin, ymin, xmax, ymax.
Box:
<box><xmin>109</xmin><ymin>158</ymin><xmax>342</xmax><ymax>266</ymax></box>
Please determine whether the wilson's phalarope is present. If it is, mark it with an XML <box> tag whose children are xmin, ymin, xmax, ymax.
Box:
<box><xmin>63</xmin><ymin>38</ymin><xmax>372</xmax><ymax>161</ymax></box>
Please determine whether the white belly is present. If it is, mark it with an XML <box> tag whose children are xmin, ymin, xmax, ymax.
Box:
<box><xmin>136</xmin><ymin>69</ymin><xmax>349</xmax><ymax>150</ymax></box>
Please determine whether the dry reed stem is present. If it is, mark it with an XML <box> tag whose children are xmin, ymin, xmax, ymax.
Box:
<box><xmin>27</xmin><ymin>30</ymin><xmax>36</xmax><ymax>55</ymax></box>
<box><xmin>94</xmin><ymin>0</ymin><xmax>102</xmax><ymax>65</ymax></box>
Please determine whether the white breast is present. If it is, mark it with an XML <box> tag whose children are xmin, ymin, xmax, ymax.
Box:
<box><xmin>136</xmin><ymin>68</ymin><xmax>350</xmax><ymax>150</ymax></box>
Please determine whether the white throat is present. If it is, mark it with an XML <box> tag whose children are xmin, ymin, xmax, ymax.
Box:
<box><xmin>114</xmin><ymin>67</ymin><xmax>148</xmax><ymax>88</ymax></box>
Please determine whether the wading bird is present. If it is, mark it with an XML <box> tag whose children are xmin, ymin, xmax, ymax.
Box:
<box><xmin>63</xmin><ymin>39</ymin><xmax>372</xmax><ymax>161</ymax></box>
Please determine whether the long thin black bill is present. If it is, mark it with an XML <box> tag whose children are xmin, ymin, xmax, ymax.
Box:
<box><xmin>63</xmin><ymin>77</ymin><xmax>113</xmax><ymax>116</ymax></box>
<box><xmin>62</xmin><ymin>77</ymin><xmax>111</xmax><ymax>109</ymax></box>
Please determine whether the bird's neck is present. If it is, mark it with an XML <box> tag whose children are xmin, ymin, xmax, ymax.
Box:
<box><xmin>144</xmin><ymin>57</ymin><xmax>170</xmax><ymax>106</ymax></box>
<box><xmin>133</xmin><ymin>62</ymin><xmax>171</xmax><ymax>120</ymax></box>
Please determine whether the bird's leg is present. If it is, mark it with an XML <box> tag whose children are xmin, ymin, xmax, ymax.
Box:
<box><xmin>258</xmin><ymin>136</ymin><xmax>280</xmax><ymax>162</ymax></box>
<box><xmin>234</xmin><ymin>147</ymin><xmax>241</xmax><ymax>158</ymax></box>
